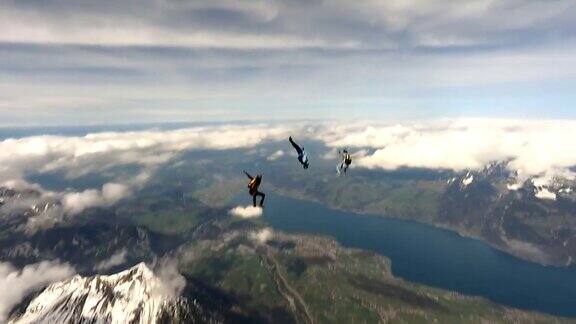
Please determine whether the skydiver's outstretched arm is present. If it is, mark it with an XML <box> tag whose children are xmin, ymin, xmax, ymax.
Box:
<box><xmin>243</xmin><ymin>170</ymin><xmax>254</xmax><ymax>180</ymax></box>
<box><xmin>289</xmin><ymin>136</ymin><xmax>303</xmax><ymax>155</ymax></box>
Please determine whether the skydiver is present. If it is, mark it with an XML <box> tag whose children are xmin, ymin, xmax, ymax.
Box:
<box><xmin>338</xmin><ymin>149</ymin><xmax>352</xmax><ymax>174</ymax></box>
<box><xmin>243</xmin><ymin>170</ymin><xmax>265</xmax><ymax>207</ymax></box>
<box><xmin>288</xmin><ymin>136</ymin><xmax>309</xmax><ymax>169</ymax></box>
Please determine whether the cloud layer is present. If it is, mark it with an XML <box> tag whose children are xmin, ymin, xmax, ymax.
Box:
<box><xmin>0</xmin><ymin>124</ymin><xmax>289</xmax><ymax>230</ymax></box>
<box><xmin>1</xmin><ymin>1</ymin><xmax>575</xmax><ymax>124</ymax></box>
<box><xmin>0</xmin><ymin>260</ymin><xmax>75</xmax><ymax>322</ymax></box>
<box><xmin>1</xmin><ymin>0</ymin><xmax>574</xmax><ymax>50</ymax></box>
<box><xmin>2</xmin><ymin>118</ymin><xmax>576</xmax><ymax>185</ymax></box>
<box><xmin>0</xmin><ymin>124</ymin><xmax>290</xmax><ymax>180</ymax></box>
<box><xmin>316</xmin><ymin>119</ymin><xmax>576</xmax><ymax>179</ymax></box>
<box><xmin>2</xmin><ymin>119</ymin><xmax>576</xmax><ymax>230</ymax></box>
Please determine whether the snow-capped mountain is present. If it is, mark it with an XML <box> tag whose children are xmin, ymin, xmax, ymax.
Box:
<box><xmin>440</xmin><ymin>161</ymin><xmax>576</xmax><ymax>266</ymax></box>
<box><xmin>0</xmin><ymin>186</ymin><xmax>61</xmax><ymax>232</ymax></box>
<box><xmin>446</xmin><ymin>161</ymin><xmax>509</xmax><ymax>186</ymax></box>
<box><xmin>449</xmin><ymin>161</ymin><xmax>576</xmax><ymax>201</ymax></box>
<box><xmin>8</xmin><ymin>263</ymin><xmax>217</xmax><ymax>324</ymax></box>
<box><xmin>529</xmin><ymin>173</ymin><xmax>576</xmax><ymax>201</ymax></box>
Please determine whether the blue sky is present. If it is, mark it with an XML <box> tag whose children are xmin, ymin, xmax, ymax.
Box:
<box><xmin>1</xmin><ymin>0</ymin><xmax>575</xmax><ymax>125</ymax></box>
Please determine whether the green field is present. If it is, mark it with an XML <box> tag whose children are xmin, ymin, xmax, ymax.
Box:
<box><xmin>176</xmin><ymin>218</ymin><xmax>568</xmax><ymax>323</ymax></box>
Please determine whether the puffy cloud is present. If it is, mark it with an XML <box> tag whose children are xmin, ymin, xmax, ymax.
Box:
<box><xmin>62</xmin><ymin>183</ymin><xmax>131</xmax><ymax>215</ymax></box>
<box><xmin>316</xmin><ymin>119</ymin><xmax>576</xmax><ymax>179</ymax></box>
<box><xmin>0</xmin><ymin>260</ymin><xmax>75</xmax><ymax>322</ymax></box>
<box><xmin>94</xmin><ymin>249</ymin><xmax>128</xmax><ymax>271</ymax></box>
<box><xmin>1</xmin><ymin>179</ymin><xmax>43</xmax><ymax>192</ymax></box>
<box><xmin>2</xmin><ymin>118</ymin><xmax>576</xmax><ymax>185</ymax></box>
<box><xmin>0</xmin><ymin>123</ymin><xmax>290</xmax><ymax>209</ymax></box>
<box><xmin>0</xmin><ymin>124</ymin><xmax>291</xmax><ymax>181</ymax></box>
<box><xmin>3</xmin><ymin>119</ymin><xmax>576</xmax><ymax>226</ymax></box>
<box><xmin>535</xmin><ymin>188</ymin><xmax>557</xmax><ymax>201</ymax></box>
<box><xmin>229</xmin><ymin>205</ymin><xmax>263</xmax><ymax>219</ymax></box>
<box><xmin>266</xmin><ymin>150</ymin><xmax>285</xmax><ymax>161</ymax></box>
<box><xmin>249</xmin><ymin>228</ymin><xmax>273</xmax><ymax>244</ymax></box>
<box><xmin>152</xmin><ymin>258</ymin><xmax>186</xmax><ymax>298</ymax></box>
<box><xmin>0</xmin><ymin>124</ymin><xmax>292</xmax><ymax>230</ymax></box>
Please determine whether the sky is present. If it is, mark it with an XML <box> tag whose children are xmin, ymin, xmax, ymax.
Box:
<box><xmin>1</xmin><ymin>0</ymin><xmax>576</xmax><ymax>126</ymax></box>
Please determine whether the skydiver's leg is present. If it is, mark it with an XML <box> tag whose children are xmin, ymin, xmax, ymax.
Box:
<box><xmin>258</xmin><ymin>191</ymin><xmax>266</xmax><ymax>206</ymax></box>
<box><xmin>252</xmin><ymin>194</ymin><xmax>257</xmax><ymax>207</ymax></box>
<box><xmin>289</xmin><ymin>137</ymin><xmax>303</xmax><ymax>155</ymax></box>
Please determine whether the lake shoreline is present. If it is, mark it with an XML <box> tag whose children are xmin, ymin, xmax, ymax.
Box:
<box><xmin>257</xmin><ymin>193</ymin><xmax>576</xmax><ymax>318</ymax></box>
<box><xmin>270</xmin><ymin>187</ymin><xmax>570</xmax><ymax>268</ymax></box>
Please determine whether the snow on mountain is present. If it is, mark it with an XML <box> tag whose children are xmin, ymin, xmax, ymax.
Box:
<box><xmin>0</xmin><ymin>186</ymin><xmax>63</xmax><ymax>233</ymax></box>
<box><xmin>452</xmin><ymin>161</ymin><xmax>576</xmax><ymax>202</ymax></box>
<box><xmin>461</xmin><ymin>172</ymin><xmax>474</xmax><ymax>187</ymax></box>
<box><xmin>8</xmin><ymin>263</ymin><xmax>211</xmax><ymax>324</ymax></box>
<box><xmin>530</xmin><ymin>171</ymin><xmax>576</xmax><ymax>201</ymax></box>
<box><xmin>451</xmin><ymin>161</ymin><xmax>510</xmax><ymax>191</ymax></box>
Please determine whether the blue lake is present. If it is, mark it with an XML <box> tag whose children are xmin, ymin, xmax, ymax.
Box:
<box><xmin>255</xmin><ymin>194</ymin><xmax>576</xmax><ymax>318</ymax></box>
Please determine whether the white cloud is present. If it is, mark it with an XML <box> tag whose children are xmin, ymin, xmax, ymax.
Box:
<box><xmin>535</xmin><ymin>188</ymin><xmax>557</xmax><ymax>201</ymax></box>
<box><xmin>0</xmin><ymin>124</ymin><xmax>293</xmax><ymax>230</ymax></box>
<box><xmin>94</xmin><ymin>249</ymin><xmax>128</xmax><ymax>271</ymax></box>
<box><xmin>266</xmin><ymin>150</ymin><xmax>285</xmax><ymax>161</ymax></box>
<box><xmin>0</xmin><ymin>260</ymin><xmax>75</xmax><ymax>322</ymax></box>
<box><xmin>315</xmin><ymin>119</ymin><xmax>576</xmax><ymax>180</ymax></box>
<box><xmin>152</xmin><ymin>258</ymin><xmax>186</xmax><ymax>298</ymax></box>
<box><xmin>62</xmin><ymin>183</ymin><xmax>131</xmax><ymax>215</ymax></box>
<box><xmin>229</xmin><ymin>205</ymin><xmax>263</xmax><ymax>219</ymax></box>
<box><xmin>1</xmin><ymin>179</ymin><xmax>43</xmax><ymax>192</ymax></box>
<box><xmin>249</xmin><ymin>228</ymin><xmax>273</xmax><ymax>244</ymax></box>
<box><xmin>0</xmin><ymin>124</ymin><xmax>291</xmax><ymax>181</ymax></box>
<box><xmin>1</xmin><ymin>119</ymin><xmax>576</xmax><ymax>188</ymax></box>
<box><xmin>3</xmin><ymin>119</ymin><xmax>576</xmax><ymax>228</ymax></box>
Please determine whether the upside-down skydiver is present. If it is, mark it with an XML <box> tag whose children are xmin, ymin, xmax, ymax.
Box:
<box><xmin>288</xmin><ymin>136</ymin><xmax>309</xmax><ymax>169</ymax></box>
<box><xmin>243</xmin><ymin>170</ymin><xmax>265</xmax><ymax>207</ymax></box>
<box><xmin>338</xmin><ymin>149</ymin><xmax>352</xmax><ymax>174</ymax></box>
